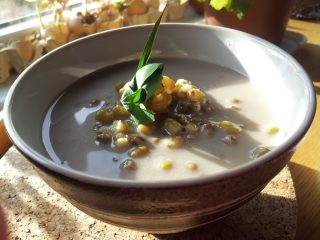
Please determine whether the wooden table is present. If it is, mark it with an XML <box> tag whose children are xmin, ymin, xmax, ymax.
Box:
<box><xmin>286</xmin><ymin>19</ymin><xmax>320</xmax><ymax>240</ymax></box>
<box><xmin>0</xmin><ymin>18</ymin><xmax>319</xmax><ymax>239</ymax></box>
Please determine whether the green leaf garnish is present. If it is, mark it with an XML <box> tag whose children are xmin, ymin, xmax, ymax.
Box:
<box><xmin>120</xmin><ymin>7</ymin><xmax>166</xmax><ymax>124</ymax></box>
<box><xmin>137</xmin><ymin>6</ymin><xmax>166</xmax><ymax>70</ymax></box>
<box><xmin>209</xmin><ymin>0</ymin><xmax>255</xmax><ymax>19</ymax></box>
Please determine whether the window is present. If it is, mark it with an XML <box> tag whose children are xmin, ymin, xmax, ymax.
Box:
<box><xmin>0</xmin><ymin>0</ymin><xmax>37</xmax><ymax>26</ymax></box>
<box><xmin>0</xmin><ymin>0</ymin><xmax>85</xmax><ymax>42</ymax></box>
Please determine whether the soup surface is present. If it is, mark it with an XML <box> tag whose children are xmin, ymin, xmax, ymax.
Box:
<box><xmin>42</xmin><ymin>58</ymin><xmax>281</xmax><ymax>181</ymax></box>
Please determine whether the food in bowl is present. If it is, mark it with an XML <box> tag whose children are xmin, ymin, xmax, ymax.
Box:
<box><xmin>42</xmin><ymin>60</ymin><xmax>279</xmax><ymax>181</ymax></box>
<box><xmin>42</xmin><ymin>11</ymin><xmax>281</xmax><ymax>181</ymax></box>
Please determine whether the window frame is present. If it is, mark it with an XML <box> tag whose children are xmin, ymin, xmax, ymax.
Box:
<box><xmin>0</xmin><ymin>1</ymin><xmax>83</xmax><ymax>43</ymax></box>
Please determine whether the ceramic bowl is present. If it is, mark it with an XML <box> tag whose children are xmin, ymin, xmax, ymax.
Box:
<box><xmin>3</xmin><ymin>24</ymin><xmax>316</xmax><ymax>233</ymax></box>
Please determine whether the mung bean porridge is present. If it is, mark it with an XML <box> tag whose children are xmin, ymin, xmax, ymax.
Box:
<box><xmin>42</xmin><ymin>58</ymin><xmax>282</xmax><ymax>181</ymax></box>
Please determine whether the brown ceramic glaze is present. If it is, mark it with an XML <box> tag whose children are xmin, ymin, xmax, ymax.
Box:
<box><xmin>26</xmin><ymin>149</ymin><xmax>293</xmax><ymax>233</ymax></box>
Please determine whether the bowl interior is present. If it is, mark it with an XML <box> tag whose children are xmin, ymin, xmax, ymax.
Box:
<box><xmin>4</xmin><ymin>23</ymin><xmax>315</xmax><ymax>185</ymax></box>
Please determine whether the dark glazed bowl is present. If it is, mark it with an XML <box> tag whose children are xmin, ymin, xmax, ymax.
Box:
<box><xmin>3</xmin><ymin>24</ymin><xmax>316</xmax><ymax>233</ymax></box>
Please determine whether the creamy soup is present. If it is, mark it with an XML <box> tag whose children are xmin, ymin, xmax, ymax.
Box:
<box><xmin>42</xmin><ymin>58</ymin><xmax>281</xmax><ymax>181</ymax></box>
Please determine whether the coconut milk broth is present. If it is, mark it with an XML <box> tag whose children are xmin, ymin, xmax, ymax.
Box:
<box><xmin>42</xmin><ymin>58</ymin><xmax>281</xmax><ymax>181</ymax></box>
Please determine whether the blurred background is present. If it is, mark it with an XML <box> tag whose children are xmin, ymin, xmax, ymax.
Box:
<box><xmin>1</xmin><ymin>0</ymin><xmax>319</xmax><ymax>24</ymax></box>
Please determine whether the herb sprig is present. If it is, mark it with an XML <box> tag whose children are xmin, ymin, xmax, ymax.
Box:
<box><xmin>120</xmin><ymin>7</ymin><xmax>166</xmax><ymax>124</ymax></box>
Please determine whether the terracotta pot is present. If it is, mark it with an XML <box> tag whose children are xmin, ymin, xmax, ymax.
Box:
<box><xmin>189</xmin><ymin>0</ymin><xmax>204</xmax><ymax>14</ymax></box>
<box><xmin>204</xmin><ymin>0</ymin><xmax>296</xmax><ymax>45</ymax></box>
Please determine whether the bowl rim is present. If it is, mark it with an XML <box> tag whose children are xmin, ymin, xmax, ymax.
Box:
<box><xmin>3</xmin><ymin>23</ymin><xmax>317</xmax><ymax>188</ymax></box>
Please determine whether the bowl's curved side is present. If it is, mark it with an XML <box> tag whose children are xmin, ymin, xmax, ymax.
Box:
<box><xmin>22</xmin><ymin>147</ymin><xmax>294</xmax><ymax>233</ymax></box>
<box><xmin>3</xmin><ymin>23</ymin><xmax>315</xmax><ymax>187</ymax></box>
<box><xmin>3</xmin><ymin>23</ymin><xmax>316</xmax><ymax>232</ymax></box>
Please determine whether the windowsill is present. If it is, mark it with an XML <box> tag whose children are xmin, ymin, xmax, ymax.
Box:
<box><xmin>0</xmin><ymin>13</ymin><xmax>56</xmax><ymax>43</ymax></box>
<box><xmin>0</xmin><ymin>20</ymin><xmax>39</xmax><ymax>43</ymax></box>
<box><xmin>0</xmin><ymin>0</ymin><xmax>85</xmax><ymax>43</ymax></box>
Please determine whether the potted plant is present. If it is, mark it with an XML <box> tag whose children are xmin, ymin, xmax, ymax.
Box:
<box><xmin>199</xmin><ymin>0</ymin><xmax>296</xmax><ymax>45</ymax></box>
